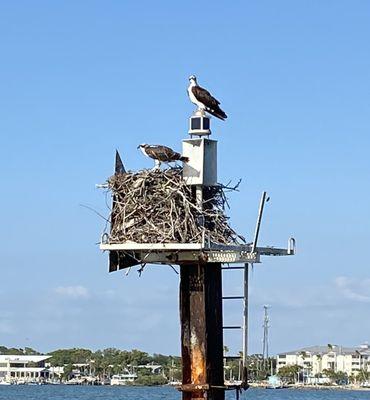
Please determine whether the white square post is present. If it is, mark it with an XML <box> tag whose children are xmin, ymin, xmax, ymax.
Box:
<box><xmin>182</xmin><ymin>138</ymin><xmax>217</xmax><ymax>186</ymax></box>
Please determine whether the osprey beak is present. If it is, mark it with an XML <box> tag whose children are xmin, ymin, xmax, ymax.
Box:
<box><xmin>137</xmin><ymin>145</ymin><xmax>141</xmax><ymax>149</ymax></box>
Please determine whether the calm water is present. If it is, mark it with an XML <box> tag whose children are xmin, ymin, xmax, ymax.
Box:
<box><xmin>0</xmin><ymin>386</ymin><xmax>368</xmax><ymax>400</ymax></box>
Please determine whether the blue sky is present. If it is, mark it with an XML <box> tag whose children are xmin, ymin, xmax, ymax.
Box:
<box><xmin>0</xmin><ymin>1</ymin><xmax>369</xmax><ymax>356</ymax></box>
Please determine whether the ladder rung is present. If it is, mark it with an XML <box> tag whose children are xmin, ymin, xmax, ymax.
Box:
<box><xmin>223</xmin><ymin>355</ymin><xmax>242</xmax><ymax>360</ymax></box>
<box><xmin>223</xmin><ymin>296</ymin><xmax>243</xmax><ymax>300</ymax></box>
<box><xmin>223</xmin><ymin>326</ymin><xmax>242</xmax><ymax>330</ymax></box>
<box><xmin>222</xmin><ymin>267</ymin><xmax>245</xmax><ymax>270</ymax></box>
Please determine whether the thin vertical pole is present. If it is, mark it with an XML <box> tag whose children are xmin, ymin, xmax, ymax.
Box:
<box><xmin>242</xmin><ymin>263</ymin><xmax>249</xmax><ymax>388</ymax></box>
<box><xmin>251</xmin><ymin>192</ymin><xmax>267</xmax><ymax>253</ymax></box>
<box><xmin>262</xmin><ymin>305</ymin><xmax>269</xmax><ymax>368</ymax></box>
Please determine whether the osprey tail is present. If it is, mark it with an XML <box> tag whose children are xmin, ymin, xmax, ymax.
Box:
<box><xmin>180</xmin><ymin>156</ymin><xmax>189</xmax><ymax>162</ymax></box>
<box><xmin>206</xmin><ymin>105</ymin><xmax>227</xmax><ymax>120</ymax></box>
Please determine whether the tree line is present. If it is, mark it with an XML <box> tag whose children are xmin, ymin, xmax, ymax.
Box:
<box><xmin>0</xmin><ymin>346</ymin><xmax>182</xmax><ymax>384</ymax></box>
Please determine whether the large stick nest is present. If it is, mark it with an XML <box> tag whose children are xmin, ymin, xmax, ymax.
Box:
<box><xmin>108</xmin><ymin>168</ymin><xmax>243</xmax><ymax>245</ymax></box>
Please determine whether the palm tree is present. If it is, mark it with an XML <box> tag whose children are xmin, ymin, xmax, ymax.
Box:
<box><xmin>315</xmin><ymin>354</ymin><xmax>322</xmax><ymax>377</ymax></box>
<box><xmin>349</xmin><ymin>373</ymin><xmax>357</xmax><ymax>385</ymax></box>
<box><xmin>327</xmin><ymin>344</ymin><xmax>337</xmax><ymax>372</ymax></box>
<box><xmin>298</xmin><ymin>351</ymin><xmax>308</xmax><ymax>383</ymax></box>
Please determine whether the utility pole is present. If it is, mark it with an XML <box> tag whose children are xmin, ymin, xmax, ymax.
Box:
<box><xmin>262</xmin><ymin>305</ymin><xmax>270</xmax><ymax>369</ymax></box>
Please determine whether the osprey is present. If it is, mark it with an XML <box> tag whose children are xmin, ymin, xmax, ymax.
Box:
<box><xmin>187</xmin><ymin>75</ymin><xmax>227</xmax><ymax>120</ymax></box>
<box><xmin>138</xmin><ymin>144</ymin><xmax>189</xmax><ymax>169</ymax></box>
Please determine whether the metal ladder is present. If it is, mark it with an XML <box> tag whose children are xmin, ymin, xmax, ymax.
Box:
<box><xmin>222</xmin><ymin>263</ymin><xmax>249</xmax><ymax>387</ymax></box>
<box><xmin>221</xmin><ymin>191</ymin><xmax>268</xmax><ymax>388</ymax></box>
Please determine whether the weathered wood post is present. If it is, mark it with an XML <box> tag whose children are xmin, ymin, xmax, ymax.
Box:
<box><xmin>180</xmin><ymin>262</ymin><xmax>224</xmax><ymax>400</ymax></box>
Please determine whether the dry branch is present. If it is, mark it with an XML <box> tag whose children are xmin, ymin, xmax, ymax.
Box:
<box><xmin>107</xmin><ymin>168</ymin><xmax>243</xmax><ymax>245</ymax></box>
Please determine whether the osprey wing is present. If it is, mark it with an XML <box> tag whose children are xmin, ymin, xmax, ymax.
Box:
<box><xmin>144</xmin><ymin>146</ymin><xmax>161</xmax><ymax>160</ymax></box>
<box><xmin>145</xmin><ymin>145</ymin><xmax>181</xmax><ymax>162</ymax></box>
<box><xmin>161</xmin><ymin>145</ymin><xmax>182</xmax><ymax>161</ymax></box>
<box><xmin>192</xmin><ymin>86</ymin><xmax>220</xmax><ymax>107</ymax></box>
<box><xmin>192</xmin><ymin>85</ymin><xmax>227</xmax><ymax>120</ymax></box>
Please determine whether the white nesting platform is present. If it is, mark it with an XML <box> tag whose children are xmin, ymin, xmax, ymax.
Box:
<box><xmin>100</xmin><ymin>238</ymin><xmax>296</xmax><ymax>265</ymax></box>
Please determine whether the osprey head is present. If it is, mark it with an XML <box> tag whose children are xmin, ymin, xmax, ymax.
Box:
<box><xmin>137</xmin><ymin>143</ymin><xmax>148</xmax><ymax>149</ymax></box>
<box><xmin>189</xmin><ymin>75</ymin><xmax>197</xmax><ymax>83</ymax></box>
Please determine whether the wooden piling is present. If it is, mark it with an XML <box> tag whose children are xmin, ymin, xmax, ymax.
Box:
<box><xmin>180</xmin><ymin>262</ymin><xmax>224</xmax><ymax>400</ymax></box>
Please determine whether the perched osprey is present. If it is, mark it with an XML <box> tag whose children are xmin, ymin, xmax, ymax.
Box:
<box><xmin>187</xmin><ymin>75</ymin><xmax>227</xmax><ymax>120</ymax></box>
<box><xmin>138</xmin><ymin>144</ymin><xmax>189</xmax><ymax>169</ymax></box>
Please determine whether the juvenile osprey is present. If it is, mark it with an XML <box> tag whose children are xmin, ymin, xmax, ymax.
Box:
<box><xmin>138</xmin><ymin>144</ymin><xmax>189</xmax><ymax>169</ymax></box>
<box><xmin>187</xmin><ymin>75</ymin><xmax>227</xmax><ymax>120</ymax></box>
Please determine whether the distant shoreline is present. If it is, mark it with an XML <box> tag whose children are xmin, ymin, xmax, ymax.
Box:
<box><xmin>249</xmin><ymin>383</ymin><xmax>370</xmax><ymax>391</ymax></box>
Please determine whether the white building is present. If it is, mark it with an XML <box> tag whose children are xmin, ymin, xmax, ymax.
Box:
<box><xmin>277</xmin><ymin>344</ymin><xmax>370</xmax><ymax>378</ymax></box>
<box><xmin>0</xmin><ymin>355</ymin><xmax>51</xmax><ymax>384</ymax></box>
<box><xmin>134</xmin><ymin>364</ymin><xmax>163</xmax><ymax>375</ymax></box>
<box><xmin>110</xmin><ymin>369</ymin><xmax>137</xmax><ymax>385</ymax></box>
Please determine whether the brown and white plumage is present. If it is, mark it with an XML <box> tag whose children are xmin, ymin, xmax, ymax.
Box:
<box><xmin>138</xmin><ymin>144</ymin><xmax>189</xmax><ymax>169</ymax></box>
<box><xmin>187</xmin><ymin>75</ymin><xmax>227</xmax><ymax>120</ymax></box>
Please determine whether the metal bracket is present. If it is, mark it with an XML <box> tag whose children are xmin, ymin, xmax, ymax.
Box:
<box><xmin>288</xmin><ymin>237</ymin><xmax>296</xmax><ymax>255</ymax></box>
<box><xmin>100</xmin><ymin>237</ymin><xmax>295</xmax><ymax>268</ymax></box>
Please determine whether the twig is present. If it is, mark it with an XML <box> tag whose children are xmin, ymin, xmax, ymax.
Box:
<box><xmin>105</xmin><ymin>169</ymin><xmax>242</xmax><ymax>245</ymax></box>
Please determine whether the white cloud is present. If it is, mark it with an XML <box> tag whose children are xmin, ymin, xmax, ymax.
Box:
<box><xmin>334</xmin><ymin>276</ymin><xmax>370</xmax><ymax>303</ymax></box>
<box><xmin>54</xmin><ymin>285</ymin><xmax>90</xmax><ymax>299</ymax></box>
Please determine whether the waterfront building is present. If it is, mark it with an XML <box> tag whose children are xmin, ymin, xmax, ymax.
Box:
<box><xmin>277</xmin><ymin>344</ymin><xmax>370</xmax><ymax>378</ymax></box>
<box><xmin>0</xmin><ymin>355</ymin><xmax>51</xmax><ymax>383</ymax></box>
<box><xmin>133</xmin><ymin>364</ymin><xmax>163</xmax><ymax>375</ymax></box>
<box><xmin>110</xmin><ymin>369</ymin><xmax>138</xmax><ymax>385</ymax></box>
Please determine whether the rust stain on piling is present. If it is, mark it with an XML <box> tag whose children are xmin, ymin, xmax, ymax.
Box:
<box><xmin>190</xmin><ymin>334</ymin><xmax>206</xmax><ymax>383</ymax></box>
<box><xmin>180</xmin><ymin>263</ymin><xmax>224</xmax><ymax>400</ymax></box>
